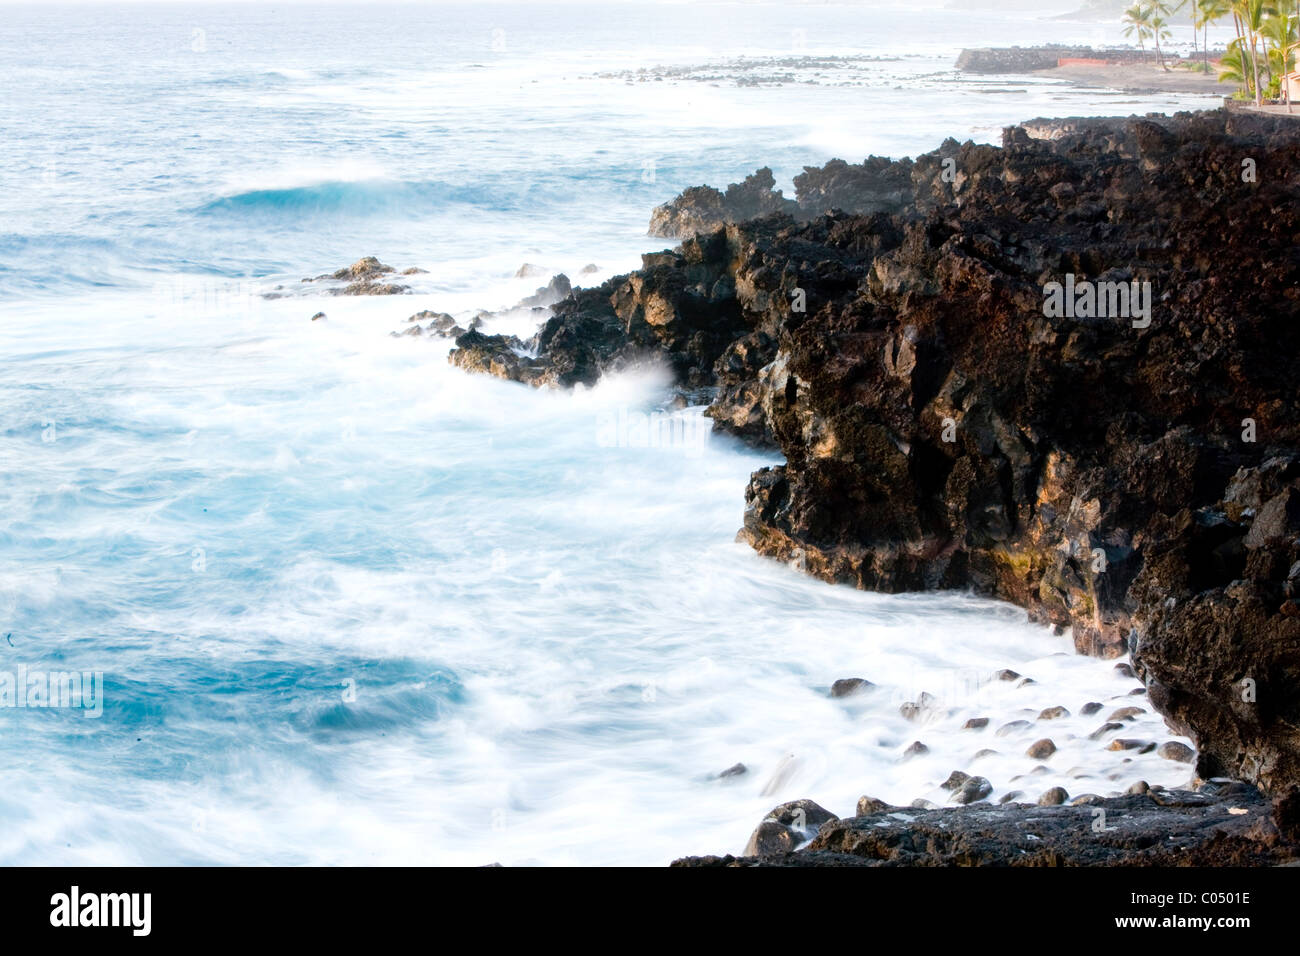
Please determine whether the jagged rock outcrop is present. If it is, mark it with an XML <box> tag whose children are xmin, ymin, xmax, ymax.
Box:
<box><xmin>517</xmin><ymin>273</ymin><xmax>572</xmax><ymax>309</ymax></box>
<box><xmin>450</xmin><ymin>238</ymin><xmax>751</xmax><ymax>388</ymax></box>
<box><xmin>394</xmin><ymin>310</ymin><xmax>483</xmax><ymax>339</ymax></box>
<box><xmin>445</xmin><ymin>109</ymin><xmax>1300</xmax><ymax>797</ymax></box>
<box><xmin>648</xmin><ymin>167</ymin><xmax>797</xmax><ymax>238</ymax></box>
<box><xmin>792</xmin><ymin>156</ymin><xmax>917</xmax><ymax>218</ymax></box>
<box><xmin>646</xmin><ymin>140</ymin><xmax>958</xmax><ymax>239</ymax></box>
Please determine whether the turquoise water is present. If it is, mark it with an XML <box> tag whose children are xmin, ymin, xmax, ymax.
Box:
<box><xmin>0</xmin><ymin>2</ymin><xmax>1213</xmax><ymax>865</ymax></box>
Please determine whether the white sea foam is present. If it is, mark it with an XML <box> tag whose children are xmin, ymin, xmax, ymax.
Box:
<box><xmin>0</xmin><ymin>289</ymin><xmax>1195</xmax><ymax>865</ymax></box>
<box><xmin>216</xmin><ymin>160</ymin><xmax>391</xmax><ymax>198</ymax></box>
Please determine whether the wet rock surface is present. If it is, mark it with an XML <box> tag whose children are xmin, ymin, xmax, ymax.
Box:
<box><xmin>741</xmin><ymin>799</ymin><xmax>839</xmax><ymax>857</ymax></box>
<box><xmin>829</xmin><ymin>677</ymin><xmax>873</xmax><ymax>697</ymax></box>
<box><xmin>675</xmin><ymin>786</ymin><xmax>1298</xmax><ymax>866</ymax></box>
<box><xmin>952</xmin><ymin>775</ymin><xmax>993</xmax><ymax>805</ymax></box>
<box><xmin>302</xmin><ymin>256</ymin><xmax>416</xmax><ymax>295</ymax></box>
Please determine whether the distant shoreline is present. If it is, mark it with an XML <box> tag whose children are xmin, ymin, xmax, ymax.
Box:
<box><xmin>1036</xmin><ymin>62</ymin><xmax>1226</xmax><ymax>95</ymax></box>
<box><xmin>959</xmin><ymin>46</ymin><xmax>1228</xmax><ymax>96</ymax></box>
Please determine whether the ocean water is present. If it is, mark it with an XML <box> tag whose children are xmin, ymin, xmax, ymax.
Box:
<box><xmin>0</xmin><ymin>2</ymin><xmax>1223</xmax><ymax>865</ymax></box>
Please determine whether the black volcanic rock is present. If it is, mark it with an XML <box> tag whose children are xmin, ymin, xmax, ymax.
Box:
<box><xmin>741</xmin><ymin>799</ymin><xmax>839</xmax><ymax>857</ymax></box>
<box><xmin>674</xmin><ymin>787</ymin><xmax>1297</xmax><ymax>866</ymax></box>
<box><xmin>444</xmin><ymin>109</ymin><xmax>1300</xmax><ymax>799</ymax></box>
<box><xmin>648</xmin><ymin>156</ymin><xmax>922</xmax><ymax>240</ymax></box>
<box><xmin>450</xmin><ymin>232</ymin><xmax>754</xmax><ymax>389</ymax></box>
<box><xmin>648</xmin><ymin>167</ymin><xmax>797</xmax><ymax>238</ymax></box>
<box><xmin>303</xmin><ymin>256</ymin><xmax>413</xmax><ymax>295</ymax></box>
<box><xmin>830</xmin><ymin>677</ymin><xmax>873</xmax><ymax>697</ymax></box>
<box><xmin>332</xmin><ymin>255</ymin><xmax>394</xmax><ymax>281</ymax></box>
<box><xmin>793</xmin><ymin>155</ymin><xmax>917</xmax><ymax>218</ymax></box>
<box><xmin>516</xmin><ymin>273</ymin><xmax>572</xmax><ymax>309</ymax></box>
<box><xmin>954</xmin><ymin>46</ymin><xmax>1155</xmax><ymax>74</ymax></box>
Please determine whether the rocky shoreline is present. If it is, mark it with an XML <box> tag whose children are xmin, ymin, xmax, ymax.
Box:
<box><xmin>957</xmin><ymin>46</ymin><xmax>1229</xmax><ymax>96</ymax></box>
<box><xmin>436</xmin><ymin>107</ymin><xmax>1300</xmax><ymax>864</ymax></box>
<box><xmin>675</xmin><ymin>784</ymin><xmax>1300</xmax><ymax>866</ymax></box>
<box><xmin>956</xmin><ymin>46</ymin><xmax>1156</xmax><ymax>74</ymax></box>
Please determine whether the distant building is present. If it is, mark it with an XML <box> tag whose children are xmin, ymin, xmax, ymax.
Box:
<box><xmin>1285</xmin><ymin>72</ymin><xmax>1300</xmax><ymax>104</ymax></box>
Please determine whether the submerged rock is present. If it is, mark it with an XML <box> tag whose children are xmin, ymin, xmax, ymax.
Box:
<box><xmin>1026</xmin><ymin>739</ymin><xmax>1057</xmax><ymax>759</ymax></box>
<box><xmin>1088</xmin><ymin>722</ymin><xmax>1124</xmax><ymax>741</ymax></box>
<box><xmin>995</xmin><ymin>720</ymin><xmax>1032</xmax><ymax>737</ymax></box>
<box><xmin>829</xmin><ymin>677</ymin><xmax>873</xmax><ymax>698</ymax></box>
<box><xmin>952</xmin><ymin>776</ymin><xmax>993</xmax><ymax>805</ymax></box>
<box><xmin>333</xmin><ymin>256</ymin><xmax>393</xmax><ymax>281</ymax></box>
<box><xmin>899</xmin><ymin>692</ymin><xmax>938</xmax><ymax>722</ymax></box>
<box><xmin>1108</xmin><ymin>739</ymin><xmax>1155</xmax><ymax>753</ymax></box>
<box><xmin>940</xmin><ymin>771</ymin><xmax>971</xmax><ymax>791</ymax></box>
<box><xmin>303</xmin><ymin>256</ymin><xmax>414</xmax><ymax>295</ymax></box>
<box><xmin>1158</xmin><ymin>742</ymin><xmax>1195</xmax><ymax>763</ymax></box>
<box><xmin>407</xmin><ymin>309</ymin><xmax>459</xmax><ymax>333</ymax></box>
<box><xmin>1108</xmin><ymin>706</ymin><xmax>1146</xmax><ymax>722</ymax></box>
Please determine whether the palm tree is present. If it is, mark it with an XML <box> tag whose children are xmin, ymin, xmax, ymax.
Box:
<box><xmin>1262</xmin><ymin>12</ymin><xmax>1295</xmax><ymax>73</ymax></box>
<box><xmin>1261</xmin><ymin>8</ymin><xmax>1299</xmax><ymax>107</ymax></box>
<box><xmin>1123</xmin><ymin>3</ymin><xmax>1156</xmax><ymax>62</ymax></box>
<box><xmin>1198</xmin><ymin>0</ymin><xmax>1253</xmax><ymax>96</ymax></box>
<box><xmin>1150</xmin><ymin>8</ymin><xmax>1175</xmax><ymax>70</ymax></box>
<box><xmin>1236</xmin><ymin>0</ymin><xmax>1276</xmax><ymax>106</ymax></box>
<box><xmin>1173</xmin><ymin>0</ymin><xmax>1214</xmax><ymax>68</ymax></box>
<box><xmin>1196</xmin><ymin>0</ymin><xmax>1235</xmax><ymax>71</ymax></box>
<box><xmin>1218</xmin><ymin>39</ymin><xmax>1253</xmax><ymax>90</ymax></box>
<box><xmin>1228</xmin><ymin>2</ymin><xmax>1251</xmax><ymax>95</ymax></box>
